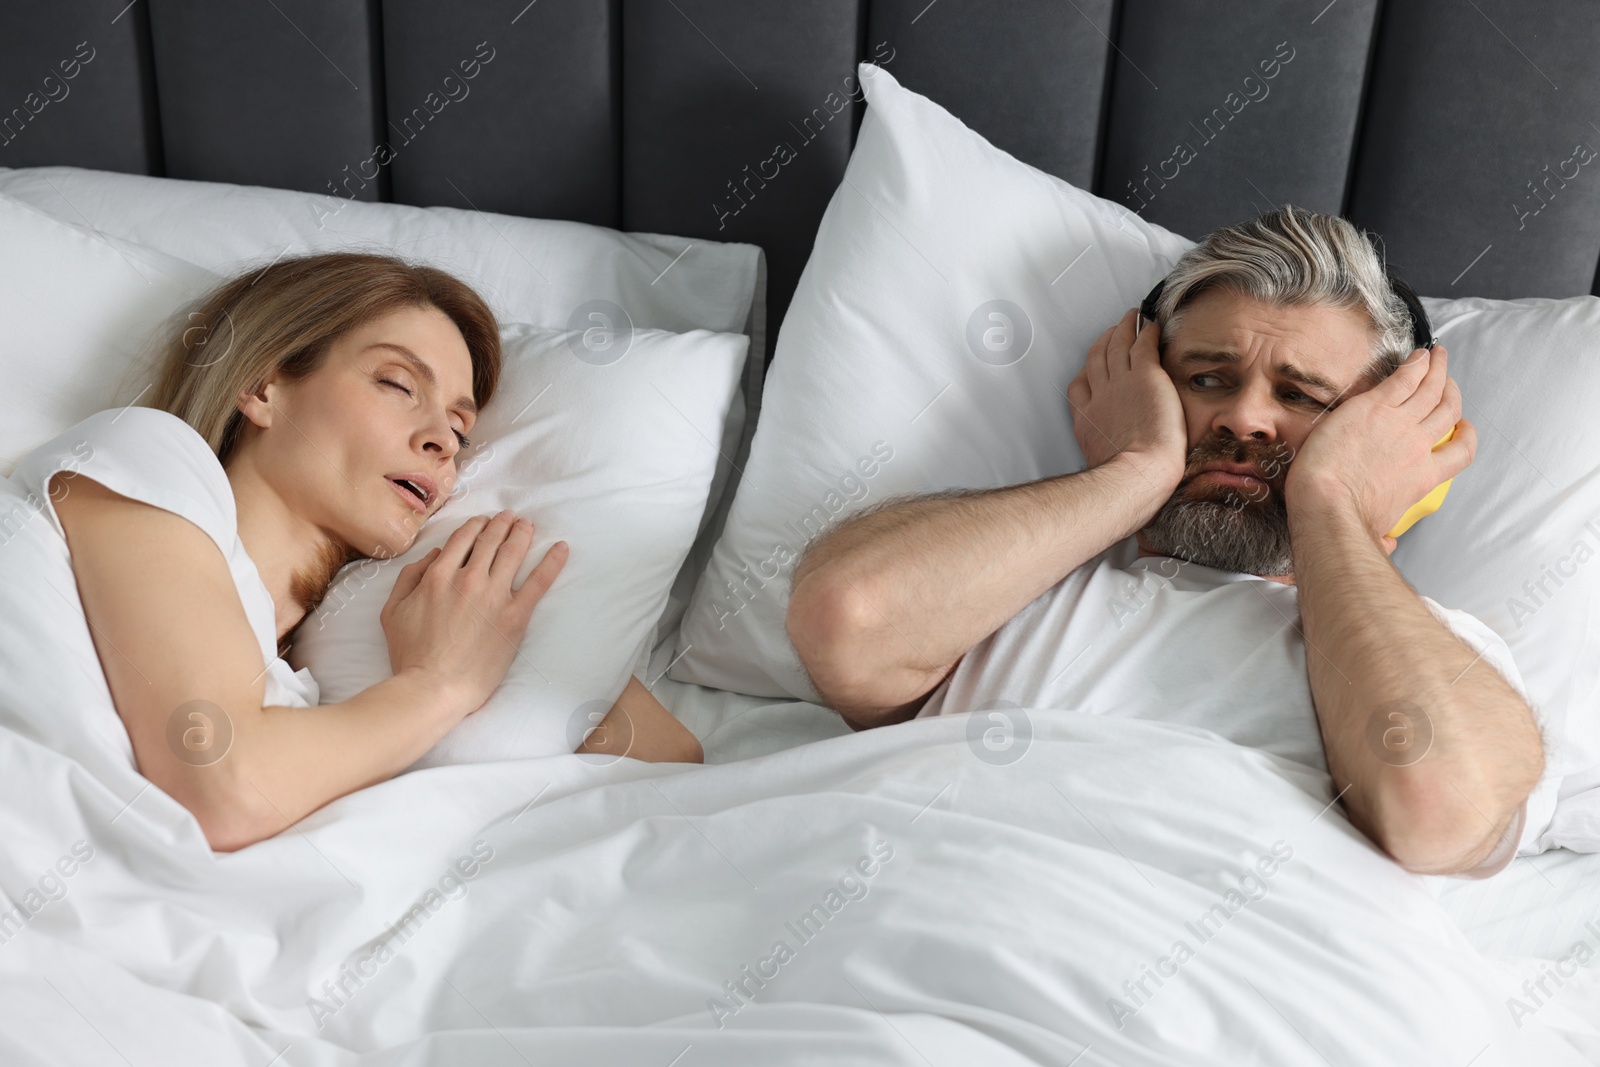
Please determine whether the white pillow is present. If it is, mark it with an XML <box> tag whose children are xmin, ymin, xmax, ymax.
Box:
<box><xmin>0</xmin><ymin>166</ymin><xmax>761</xmax><ymax>342</ymax></box>
<box><xmin>668</xmin><ymin>65</ymin><xmax>1600</xmax><ymax>840</ymax></box>
<box><xmin>0</xmin><ymin>196</ymin><xmax>748</xmax><ymax>766</ymax></box>
<box><xmin>0</xmin><ymin>166</ymin><xmax>766</xmax><ymax>651</ymax></box>
<box><xmin>0</xmin><ymin>193</ymin><xmax>218</xmax><ymax>476</ymax></box>
<box><xmin>1396</xmin><ymin>296</ymin><xmax>1600</xmax><ymax>818</ymax></box>
<box><xmin>670</xmin><ymin>64</ymin><xmax>1189</xmax><ymax>700</ymax></box>
<box><xmin>289</xmin><ymin>322</ymin><xmax>747</xmax><ymax>766</ymax></box>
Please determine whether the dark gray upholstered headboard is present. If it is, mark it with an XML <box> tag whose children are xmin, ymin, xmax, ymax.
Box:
<box><xmin>5</xmin><ymin>0</ymin><xmax>1599</xmax><ymax>360</ymax></box>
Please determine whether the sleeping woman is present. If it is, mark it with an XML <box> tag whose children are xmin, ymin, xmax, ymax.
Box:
<box><xmin>29</xmin><ymin>251</ymin><xmax>702</xmax><ymax>852</ymax></box>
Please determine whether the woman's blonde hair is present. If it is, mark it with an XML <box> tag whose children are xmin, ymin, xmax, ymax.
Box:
<box><xmin>148</xmin><ymin>251</ymin><xmax>501</xmax><ymax>464</ymax></box>
<box><xmin>144</xmin><ymin>251</ymin><xmax>502</xmax><ymax>656</ymax></box>
<box><xmin>1150</xmin><ymin>204</ymin><xmax>1414</xmax><ymax>386</ymax></box>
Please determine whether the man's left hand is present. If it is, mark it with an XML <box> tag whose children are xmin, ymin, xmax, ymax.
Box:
<box><xmin>1284</xmin><ymin>343</ymin><xmax>1475</xmax><ymax>548</ymax></box>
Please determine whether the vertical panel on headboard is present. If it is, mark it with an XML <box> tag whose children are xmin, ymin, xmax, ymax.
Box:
<box><xmin>1348</xmin><ymin>0</ymin><xmax>1600</xmax><ymax>298</ymax></box>
<box><xmin>0</xmin><ymin>3</ymin><xmax>161</xmax><ymax>174</ymax></box>
<box><xmin>382</xmin><ymin>0</ymin><xmax>620</xmax><ymax>226</ymax></box>
<box><xmin>146</xmin><ymin>0</ymin><xmax>384</xmax><ymax>200</ymax></box>
<box><xmin>868</xmin><ymin>0</ymin><xmax>1114</xmax><ymax>191</ymax></box>
<box><xmin>621</xmin><ymin>0</ymin><xmax>864</xmax><ymax>336</ymax></box>
<box><xmin>1099</xmin><ymin>0</ymin><xmax>1380</xmax><ymax>243</ymax></box>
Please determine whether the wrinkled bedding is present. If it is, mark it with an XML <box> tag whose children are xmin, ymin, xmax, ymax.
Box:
<box><xmin>3</xmin><ymin>682</ymin><xmax>1598</xmax><ymax>1065</ymax></box>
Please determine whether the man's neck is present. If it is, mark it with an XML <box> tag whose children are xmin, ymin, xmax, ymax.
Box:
<box><xmin>1133</xmin><ymin>533</ymin><xmax>1296</xmax><ymax>587</ymax></box>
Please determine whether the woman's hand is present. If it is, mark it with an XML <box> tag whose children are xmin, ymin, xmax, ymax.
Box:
<box><xmin>380</xmin><ymin>510</ymin><xmax>568</xmax><ymax>715</ymax></box>
<box><xmin>1067</xmin><ymin>308</ymin><xmax>1189</xmax><ymax>486</ymax></box>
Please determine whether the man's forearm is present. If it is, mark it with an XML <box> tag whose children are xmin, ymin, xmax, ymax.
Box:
<box><xmin>1289</xmin><ymin>494</ymin><xmax>1544</xmax><ymax>874</ymax></box>
<box><xmin>788</xmin><ymin>453</ymin><xmax>1178</xmax><ymax>713</ymax></box>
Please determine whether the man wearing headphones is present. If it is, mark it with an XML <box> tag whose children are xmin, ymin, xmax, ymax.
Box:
<box><xmin>785</xmin><ymin>205</ymin><xmax>1551</xmax><ymax>879</ymax></box>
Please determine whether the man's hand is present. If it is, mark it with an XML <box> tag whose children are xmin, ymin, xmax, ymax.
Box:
<box><xmin>1284</xmin><ymin>347</ymin><xmax>1541</xmax><ymax>874</ymax></box>
<box><xmin>1284</xmin><ymin>344</ymin><xmax>1475</xmax><ymax>542</ymax></box>
<box><xmin>1066</xmin><ymin>308</ymin><xmax>1189</xmax><ymax>486</ymax></box>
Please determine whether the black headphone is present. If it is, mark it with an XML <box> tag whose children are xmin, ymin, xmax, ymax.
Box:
<box><xmin>1138</xmin><ymin>241</ymin><xmax>1436</xmax><ymax>352</ymax></box>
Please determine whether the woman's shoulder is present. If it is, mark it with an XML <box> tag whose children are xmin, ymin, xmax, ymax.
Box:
<box><xmin>67</xmin><ymin>405</ymin><xmax>214</xmax><ymax>454</ymax></box>
<box><xmin>11</xmin><ymin>405</ymin><xmax>235</xmax><ymax>544</ymax></box>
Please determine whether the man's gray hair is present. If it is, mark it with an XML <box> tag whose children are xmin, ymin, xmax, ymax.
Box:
<box><xmin>1149</xmin><ymin>204</ymin><xmax>1416</xmax><ymax>385</ymax></box>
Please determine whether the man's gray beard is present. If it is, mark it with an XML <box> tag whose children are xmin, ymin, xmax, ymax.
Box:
<box><xmin>1138</xmin><ymin>481</ymin><xmax>1295</xmax><ymax>577</ymax></box>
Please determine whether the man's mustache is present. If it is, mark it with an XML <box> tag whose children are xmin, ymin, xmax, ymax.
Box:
<box><xmin>1181</xmin><ymin>441</ymin><xmax>1296</xmax><ymax>486</ymax></box>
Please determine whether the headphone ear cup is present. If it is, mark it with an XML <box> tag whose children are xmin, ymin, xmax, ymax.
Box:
<box><xmin>1386</xmin><ymin>271</ymin><xmax>1434</xmax><ymax>351</ymax></box>
<box><xmin>1366</xmin><ymin>229</ymin><xmax>1435</xmax><ymax>351</ymax></box>
<box><xmin>1140</xmin><ymin>279</ymin><xmax>1166</xmax><ymax>328</ymax></box>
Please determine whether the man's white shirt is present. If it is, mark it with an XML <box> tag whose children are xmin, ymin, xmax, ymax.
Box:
<box><xmin>915</xmin><ymin>535</ymin><xmax>1559</xmax><ymax>874</ymax></box>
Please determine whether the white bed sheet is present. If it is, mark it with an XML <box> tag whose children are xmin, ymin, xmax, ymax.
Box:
<box><xmin>652</xmin><ymin>628</ymin><xmax>1600</xmax><ymax>1038</ymax></box>
<box><xmin>7</xmin><ymin>701</ymin><xmax>1598</xmax><ymax>1065</ymax></box>
<box><xmin>1436</xmin><ymin>846</ymin><xmax>1600</xmax><ymax>961</ymax></box>
<box><xmin>3</xmin><ymin>623</ymin><xmax>1598</xmax><ymax>1065</ymax></box>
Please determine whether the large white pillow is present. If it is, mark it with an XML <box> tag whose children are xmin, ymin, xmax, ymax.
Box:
<box><xmin>290</xmin><ymin>322</ymin><xmax>747</xmax><ymax>766</ymax></box>
<box><xmin>670</xmin><ymin>64</ymin><xmax>1190</xmax><ymax>700</ymax></box>
<box><xmin>0</xmin><ymin>193</ymin><xmax>218</xmax><ymax>476</ymax></box>
<box><xmin>0</xmin><ymin>165</ymin><xmax>767</xmax><ymax>650</ymax></box>
<box><xmin>1397</xmin><ymin>296</ymin><xmax>1600</xmax><ymax>848</ymax></box>
<box><xmin>0</xmin><ymin>196</ymin><xmax>748</xmax><ymax>767</ymax></box>
<box><xmin>668</xmin><ymin>65</ymin><xmax>1600</xmax><ymax>843</ymax></box>
<box><xmin>0</xmin><ymin>166</ymin><xmax>761</xmax><ymax>342</ymax></box>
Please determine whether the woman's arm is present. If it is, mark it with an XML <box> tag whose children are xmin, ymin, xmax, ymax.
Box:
<box><xmin>579</xmin><ymin>676</ymin><xmax>704</xmax><ymax>764</ymax></box>
<box><xmin>51</xmin><ymin>473</ymin><xmax>540</xmax><ymax>852</ymax></box>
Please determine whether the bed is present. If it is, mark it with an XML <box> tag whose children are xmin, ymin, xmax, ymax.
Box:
<box><xmin>4</xmin><ymin>2</ymin><xmax>1600</xmax><ymax>1064</ymax></box>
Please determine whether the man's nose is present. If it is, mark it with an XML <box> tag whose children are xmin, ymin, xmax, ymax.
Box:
<box><xmin>1211</xmin><ymin>390</ymin><xmax>1279</xmax><ymax>444</ymax></box>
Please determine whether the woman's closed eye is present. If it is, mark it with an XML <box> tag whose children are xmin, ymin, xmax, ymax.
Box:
<box><xmin>381</xmin><ymin>378</ymin><xmax>472</xmax><ymax>448</ymax></box>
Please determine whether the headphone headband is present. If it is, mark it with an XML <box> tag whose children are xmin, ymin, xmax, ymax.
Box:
<box><xmin>1138</xmin><ymin>241</ymin><xmax>1435</xmax><ymax>352</ymax></box>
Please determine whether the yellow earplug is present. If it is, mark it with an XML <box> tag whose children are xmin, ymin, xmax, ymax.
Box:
<box><xmin>1386</xmin><ymin>425</ymin><xmax>1457</xmax><ymax>539</ymax></box>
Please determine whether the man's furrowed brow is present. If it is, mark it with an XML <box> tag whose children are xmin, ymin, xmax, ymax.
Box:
<box><xmin>1174</xmin><ymin>347</ymin><xmax>1342</xmax><ymax>398</ymax></box>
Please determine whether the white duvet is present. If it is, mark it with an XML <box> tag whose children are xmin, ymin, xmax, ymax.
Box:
<box><xmin>3</xmin><ymin>704</ymin><xmax>1598</xmax><ymax>1066</ymax></box>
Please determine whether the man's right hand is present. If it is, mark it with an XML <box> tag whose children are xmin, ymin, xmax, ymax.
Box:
<box><xmin>1066</xmin><ymin>308</ymin><xmax>1189</xmax><ymax>488</ymax></box>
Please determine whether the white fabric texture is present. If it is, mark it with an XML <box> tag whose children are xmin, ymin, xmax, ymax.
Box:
<box><xmin>669</xmin><ymin>63</ymin><xmax>1192</xmax><ymax>699</ymax></box>
<box><xmin>289</xmin><ymin>323</ymin><xmax>747</xmax><ymax>766</ymax></box>
<box><xmin>1</xmin><ymin>407</ymin><xmax>318</xmax><ymax>774</ymax></box>
<box><xmin>916</xmin><ymin>534</ymin><xmax>1560</xmax><ymax>871</ymax></box>
<box><xmin>1397</xmin><ymin>295</ymin><xmax>1600</xmax><ymax>851</ymax></box>
<box><xmin>0</xmin><ymin>193</ymin><xmax>217</xmax><ymax>477</ymax></box>
<box><xmin>0</xmin><ymin>165</ymin><xmax>762</xmax><ymax>343</ymax></box>
<box><xmin>1437</xmin><ymin>840</ymin><xmax>1600</xmax><ymax>959</ymax></box>
<box><xmin>0</xmin><ymin>554</ymin><xmax>1595</xmax><ymax>1062</ymax></box>
<box><xmin>669</xmin><ymin>63</ymin><xmax>1600</xmax><ymax>846</ymax></box>
<box><xmin>0</xmin><ymin>173</ymin><xmax>758</xmax><ymax>765</ymax></box>
<box><xmin>2</xmin><ymin>694</ymin><xmax>1598</xmax><ymax>1064</ymax></box>
<box><xmin>0</xmin><ymin>165</ymin><xmax>767</xmax><ymax>656</ymax></box>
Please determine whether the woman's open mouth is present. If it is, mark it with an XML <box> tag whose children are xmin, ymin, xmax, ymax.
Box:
<box><xmin>386</xmin><ymin>476</ymin><xmax>429</xmax><ymax>513</ymax></box>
